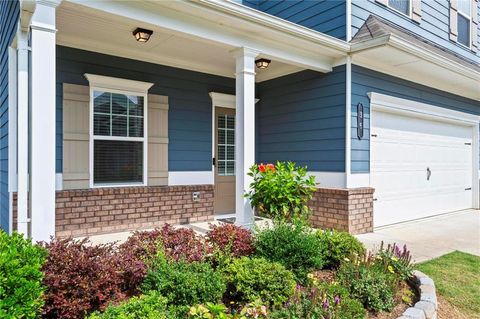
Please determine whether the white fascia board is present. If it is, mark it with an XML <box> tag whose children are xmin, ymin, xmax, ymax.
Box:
<box><xmin>369</xmin><ymin>92</ymin><xmax>480</xmax><ymax>124</ymax></box>
<box><xmin>66</xmin><ymin>0</ymin><xmax>346</xmax><ymax>73</ymax></box>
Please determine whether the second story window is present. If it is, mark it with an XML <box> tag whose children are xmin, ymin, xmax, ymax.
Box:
<box><xmin>457</xmin><ymin>0</ymin><xmax>472</xmax><ymax>47</ymax></box>
<box><xmin>388</xmin><ymin>0</ymin><xmax>411</xmax><ymax>16</ymax></box>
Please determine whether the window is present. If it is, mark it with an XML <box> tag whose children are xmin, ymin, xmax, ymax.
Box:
<box><xmin>217</xmin><ymin>114</ymin><xmax>235</xmax><ymax>176</ymax></box>
<box><xmin>85</xmin><ymin>74</ymin><xmax>153</xmax><ymax>187</ymax></box>
<box><xmin>457</xmin><ymin>0</ymin><xmax>472</xmax><ymax>47</ymax></box>
<box><xmin>388</xmin><ymin>0</ymin><xmax>411</xmax><ymax>16</ymax></box>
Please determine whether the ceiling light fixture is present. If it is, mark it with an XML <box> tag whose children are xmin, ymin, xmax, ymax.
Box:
<box><xmin>133</xmin><ymin>28</ymin><xmax>153</xmax><ymax>43</ymax></box>
<box><xmin>255</xmin><ymin>58</ymin><xmax>271</xmax><ymax>69</ymax></box>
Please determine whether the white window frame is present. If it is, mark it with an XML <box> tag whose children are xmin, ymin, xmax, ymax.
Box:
<box><xmin>387</xmin><ymin>0</ymin><xmax>412</xmax><ymax>18</ymax></box>
<box><xmin>457</xmin><ymin>0</ymin><xmax>472</xmax><ymax>49</ymax></box>
<box><xmin>84</xmin><ymin>74</ymin><xmax>153</xmax><ymax>188</ymax></box>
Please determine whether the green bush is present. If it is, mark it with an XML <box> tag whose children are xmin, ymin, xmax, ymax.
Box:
<box><xmin>141</xmin><ymin>253</ymin><xmax>226</xmax><ymax>308</ymax></box>
<box><xmin>87</xmin><ymin>291</ymin><xmax>168</xmax><ymax>319</ymax></box>
<box><xmin>0</xmin><ymin>231</ymin><xmax>47</xmax><ymax>319</ymax></box>
<box><xmin>254</xmin><ymin>222</ymin><xmax>325</xmax><ymax>282</ymax></box>
<box><xmin>245</xmin><ymin>161</ymin><xmax>316</xmax><ymax>222</ymax></box>
<box><xmin>316</xmin><ymin>229</ymin><xmax>366</xmax><ymax>269</ymax></box>
<box><xmin>337</xmin><ymin>260</ymin><xmax>396</xmax><ymax>312</ymax></box>
<box><xmin>222</xmin><ymin>257</ymin><xmax>296</xmax><ymax>306</ymax></box>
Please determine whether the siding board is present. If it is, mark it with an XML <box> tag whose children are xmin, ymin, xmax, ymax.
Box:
<box><xmin>257</xmin><ymin>67</ymin><xmax>346</xmax><ymax>172</ymax></box>
<box><xmin>57</xmin><ymin>46</ymin><xmax>235</xmax><ymax>173</ymax></box>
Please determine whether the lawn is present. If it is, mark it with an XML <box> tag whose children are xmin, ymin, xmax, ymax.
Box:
<box><xmin>416</xmin><ymin>251</ymin><xmax>480</xmax><ymax>319</ymax></box>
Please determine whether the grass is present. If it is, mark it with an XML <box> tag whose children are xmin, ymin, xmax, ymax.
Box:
<box><xmin>416</xmin><ymin>251</ymin><xmax>480</xmax><ymax>318</ymax></box>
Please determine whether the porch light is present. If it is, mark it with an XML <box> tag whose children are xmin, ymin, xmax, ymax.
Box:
<box><xmin>255</xmin><ymin>58</ymin><xmax>271</xmax><ymax>69</ymax></box>
<box><xmin>133</xmin><ymin>28</ymin><xmax>153</xmax><ymax>43</ymax></box>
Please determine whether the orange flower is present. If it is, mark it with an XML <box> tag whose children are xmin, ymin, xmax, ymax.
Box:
<box><xmin>258</xmin><ymin>163</ymin><xmax>266</xmax><ymax>172</ymax></box>
<box><xmin>266</xmin><ymin>163</ymin><xmax>276</xmax><ymax>172</ymax></box>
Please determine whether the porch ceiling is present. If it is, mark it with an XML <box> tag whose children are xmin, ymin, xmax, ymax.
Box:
<box><xmin>56</xmin><ymin>1</ymin><xmax>303</xmax><ymax>82</ymax></box>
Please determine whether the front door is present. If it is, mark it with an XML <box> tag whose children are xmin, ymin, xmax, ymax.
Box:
<box><xmin>214</xmin><ymin>107</ymin><xmax>236</xmax><ymax>214</ymax></box>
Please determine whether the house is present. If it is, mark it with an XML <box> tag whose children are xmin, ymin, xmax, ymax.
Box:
<box><xmin>0</xmin><ymin>0</ymin><xmax>478</xmax><ymax>241</ymax></box>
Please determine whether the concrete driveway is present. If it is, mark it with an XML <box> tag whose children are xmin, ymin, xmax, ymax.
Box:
<box><xmin>356</xmin><ymin>210</ymin><xmax>480</xmax><ymax>263</ymax></box>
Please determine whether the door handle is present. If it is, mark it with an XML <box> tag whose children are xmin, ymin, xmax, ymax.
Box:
<box><xmin>427</xmin><ymin>167</ymin><xmax>431</xmax><ymax>181</ymax></box>
<box><xmin>212</xmin><ymin>157</ymin><xmax>216</xmax><ymax>166</ymax></box>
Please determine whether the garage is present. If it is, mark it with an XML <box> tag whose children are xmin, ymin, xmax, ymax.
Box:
<box><xmin>370</xmin><ymin>94</ymin><xmax>478</xmax><ymax>228</ymax></box>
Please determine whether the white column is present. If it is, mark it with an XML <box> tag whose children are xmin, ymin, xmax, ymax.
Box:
<box><xmin>16</xmin><ymin>30</ymin><xmax>29</xmax><ymax>237</ymax></box>
<box><xmin>8</xmin><ymin>46</ymin><xmax>18</xmax><ymax>234</ymax></box>
<box><xmin>29</xmin><ymin>1</ymin><xmax>60</xmax><ymax>241</ymax></box>
<box><xmin>232</xmin><ymin>47</ymin><xmax>258</xmax><ymax>227</ymax></box>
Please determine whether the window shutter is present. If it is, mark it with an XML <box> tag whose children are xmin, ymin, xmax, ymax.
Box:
<box><xmin>472</xmin><ymin>0</ymin><xmax>478</xmax><ymax>52</ymax></box>
<box><xmin>63</xmin><ymin>84</ymin><xmax>90</xmax><ymax>189</ymax></box>
<box><xmin>376</xmin><ymin>0</ymin><xmax>388</xmax><ymax>6</ymax></box>
<box><xmin>450</xmin><ymin>0</ymin><xmax>458</xmax><ymax>41</ymax></box>
<box><xmin>412</xmin><ymin>0</ymin><xmax>422</xmax><ymax>23</ymax></box>
<box><xmin>148</xmin><ymin>94</ymin><xmax>169</xmax><ymax>186</ymax></box>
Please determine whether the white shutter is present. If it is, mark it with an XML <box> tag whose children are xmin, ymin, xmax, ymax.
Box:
<box><xmin>148</xmin><ymin>94</ymin><xmax>169</xmax><ymax>186</ymax></box>
<box><xmin>412</xmin><ymin>0</ymin><xmax>422</xmax><ymax>23</ymax></box>
<box><xmin>450</xmin><ymin>0</ymin><xmax>459</xmax><ymax>41</ymax></box>
<box><xmin>472</xmin><ymin>0</ymin><xmax>478</xmax><ymax>51</ymax></box>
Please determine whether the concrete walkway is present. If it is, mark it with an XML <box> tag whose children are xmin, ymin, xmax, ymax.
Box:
<box><xmin>356</xmin><ymin>209</ymin><xmax>480</xmax><ymax>263</ymax></box>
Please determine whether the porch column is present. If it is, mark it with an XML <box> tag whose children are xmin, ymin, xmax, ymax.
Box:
<box><xmin>232</xmin><ymin>47</ymin><xmax>258</xmax><ymax>227</ymax></box>
<box><xmin>29</xmin><ymin>1</ymin><xmax>60</xmax><ymax>241</ymax></box>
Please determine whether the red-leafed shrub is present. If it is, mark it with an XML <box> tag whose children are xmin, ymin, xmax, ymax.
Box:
<box><xmin>206</xmin><ymin>224</ymin><xmax>255</xmax><ymax>257</ymax></box>
<box><xmin>41</xmin><ymin>238</ymin><xmax>137</xmax><ymax>319</ymax></box>
<box><xmin>119</xmin><ymin>224</ymin><xmax>209</xmax><ymax>264</ymax></box>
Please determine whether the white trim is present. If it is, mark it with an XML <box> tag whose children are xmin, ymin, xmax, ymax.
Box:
<box><xmin>348</xmin><ymin>173</ymin><xmax>371</xmax><ymax>188</ymax></box>
<box><xmin>309</xmin><ymin>172</ymin><xmax>346</xmax><ymax>188</ymax></box>
<box><xmin>168</xmin><ymin>171</ymin><xmax>214</xmax><ymax>186</ymax></box>
<box><xmin>346</xmin><ymin>0</ymin><xmax>352</xmax><ymax>41</ymax></box>
<box><xmin>345</xmin><ymin>56</ymin><xmax>352</xmax><ymax>187</ymax></box>
<box><xmin>386</xmin><ymin>0</ymin><xmax>413</xmax><ymax>19</ymax></box>
<box><xmin>209</xmin><ymin>92</ymin><xmax>236</xmax><ymax>109</ymax></box>
<box><xmin>55</xmin><ymin>173</ymin><xmax>63</xmax><ymax>190</ymax></box>
<box><xmin>84</xmin><ymin>74</ymin><xmax>153</xmax><ymax>93</ymax></box>
<box><xmin>456</xmin><ymin>8</ymin><xmax>473</xmax><ymax>49</ymax></box>
<box><xmin>368</xmin><ymin>92</ymin><xmax>480</xmax><ymax>124</ymax></box>
<box><xmin>86</xmin><ymin>76</ymin><xmax>150</xmax><ymax>188</ymax></box>
<box><xmin>8</xmin><ymin>46</ymin><xmax>17</xmax><ymax>193</ymax></box>
<box><xmin>369</xmin><ymin>92</ymin><xmax>480</xmax><ymax>209</ymax></box>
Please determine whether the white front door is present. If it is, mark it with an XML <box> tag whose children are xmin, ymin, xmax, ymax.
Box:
<box><xmin>371</xmin><ymin>110</ymin><xmax>474</xmax><ymax>227</ymax></box>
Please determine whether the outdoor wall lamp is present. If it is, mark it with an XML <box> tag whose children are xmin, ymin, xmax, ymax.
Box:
<box><xmin>133</xmin><ymin>28</ymin><xmax>153</xmax><ymax>43</ymax></box>
<box><xmin>255</xmin><ymin>58</ymin><xmax>271</xmax><ymax>69</ymax></box>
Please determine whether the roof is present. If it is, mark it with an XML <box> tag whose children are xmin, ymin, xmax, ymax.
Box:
<box><xmin>351</xmin><ymin>15</ymin><xmax>480</xmax><ymax>72</ymax></box>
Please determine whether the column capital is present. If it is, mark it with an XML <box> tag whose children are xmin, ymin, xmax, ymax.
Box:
<box><xmin>230</xmin><ymin>47</ymin><xmax>260</xmax><ymax>59</ymax></box>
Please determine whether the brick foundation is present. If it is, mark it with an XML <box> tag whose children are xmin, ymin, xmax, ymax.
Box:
<box><xmin>13</xmin><ymin>185</ymin><xmax>214</xmax><ymax>238</ymax></box>
<box><xmin>309</xmin><ymin>187</ymin><xmax>375</xmax><ymax>234</ymax></box>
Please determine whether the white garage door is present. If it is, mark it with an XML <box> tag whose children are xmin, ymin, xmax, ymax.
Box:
<box><xmin>371</xmin><ymin>109</ymin><xmax>474</xmax><ymax>227</ymax></box>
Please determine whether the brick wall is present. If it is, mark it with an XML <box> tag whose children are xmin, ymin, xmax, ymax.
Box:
<box><xmin>13</xmin><ymin>185</ymin><xmax>214</xmax><ymax>237</ymax></box>
<box><xmin>309</xmin><ymin>187</ymin><xmax>375</xmax><ymax>234</ymax></box>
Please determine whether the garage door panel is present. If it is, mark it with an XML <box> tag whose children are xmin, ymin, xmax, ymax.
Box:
<box><xmin>372</xmin><ymin>110</ymin><xmax>473</xmax><ymax>227</ymax></box>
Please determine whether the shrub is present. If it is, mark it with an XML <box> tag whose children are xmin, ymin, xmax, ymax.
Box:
<box><xmin>120</xmin><ymin>224</ymin><xmax>209</xmax><ymax>264</ymax></box>
<box><xmin>87</xmin><ymin>291</ymin><xmax>169</xmax><ymax>319</ymax></box>
<box><xmin>254</xmin><ymin>221</ymin><xmax>325</xmax><ymax>282</ymax></box>
<box><xmin>375</xmin><ymin>242</ymin><xmax>413</xmax><ymax>281</ymax></box>
<box><xmin>245</xmin><ymin>161</ymin><xmax>316</xmax><ymax>222</ymax></box>
<box><xmin>42</xmin><ymin>238</ymin><xmax>128</xmax><ymax>319</ymax></box>
<box><xmin>141</xmin><ymin>252</ymin><xmax>226</xmax><ymax>308</ymax></box>
<box><xmin>206</xmin><ymin>224</ymin><xmax>255</xmax><ymax>258</ymax></box>
<box><xmin>270</xmin><ymin>283</ymin><xmax>366</xmax><ymax>319</ymax></box>
<box><xmin>222</xmin><ymin>257</ymin><xmax>296</xmax><ymax>306</ymax></box>
<box><xmin>317</xmin><ymin>229</ymin><xmax>366</xmax><ymax>269</ymax></box>
<box><xmin>189</xmin><ymin>302</ymin><xmax>269</xmax><ymax>319</ymax></box>
<box><xmin>0</xmin><ymin>231</ymin><xmax>47</xmax><ymax>319</ymax></box>
<box><xmin>337</xmin><ymin>259</ymin><xmax>396</xmax><ymax>312</ymax></box>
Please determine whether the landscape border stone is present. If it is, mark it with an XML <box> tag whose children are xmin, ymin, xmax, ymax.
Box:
<box><xmin>396</xmin><ymin>270</ymin><xmax>438</xmax><ymax>319</ymax></box>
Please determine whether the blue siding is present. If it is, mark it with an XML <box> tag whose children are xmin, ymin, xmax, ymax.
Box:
<box><xmin>351</xmin><ymin>0</ymin><xmax>479</xmax><ymax>63</ymax></box>
<box><xmin>0</xmin><ymin>0</ymin><xmax>19</xmax><ymax>233</ymax></box>
<box><xmin>56</xmin><ymin>46</ymin><xmax>235</xmax><ymax>172</ymax></box>
<box><xmin>351</xmin><ymin>65</ymin><xmax>480</xmax><ymax>173</ymax></box>
<box><xmin>243</xmin><ymin>0</ymin><xmax>347</xmax><ymax>40</ymax></box>
<box><xmin>256</xmin><ymin>66</ymin><xmax>346</xmax><ymax>172</ymax></box>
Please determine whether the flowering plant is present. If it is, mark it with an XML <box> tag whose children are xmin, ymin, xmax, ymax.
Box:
<box><xmin>245</xmin><ymin>161</ymin><xmax>316</xmax><ymax>223</ymax></box>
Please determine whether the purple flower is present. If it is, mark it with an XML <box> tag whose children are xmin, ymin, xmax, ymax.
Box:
<box><xmin>322</xmin><ymin>299</ymin><xmax>329</xmax><ymax>309</ymax></box>
<box><xmin>334</xmin><ymin>295</ymin><xmax>341</xmax><ymax>305</ymax></box>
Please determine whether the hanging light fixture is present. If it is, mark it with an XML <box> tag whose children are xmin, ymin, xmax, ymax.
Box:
<box><xmin>255</xmin><ymin>58</ymin><xmax>271</xmax><ymax>69</ymax></box>
<box><xmin>133</xmin><ymin>28</ymin><xmax>153</xmax><ymax>43</ymax></box>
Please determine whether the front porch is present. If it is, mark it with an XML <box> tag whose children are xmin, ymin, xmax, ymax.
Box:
<box><xmin>10</xmin><ymin>0</ymin><xmax>372</xmax><ymax>240</ymax></box>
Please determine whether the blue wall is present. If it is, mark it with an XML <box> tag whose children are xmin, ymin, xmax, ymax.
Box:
<box><xmin>243</xmin><ymin>0</ymin><xmax>347</xmax><ymax>40</ymax></box>
<box><xmin>256</xmin><ymin>66</ymin><xmax>346</xmax><ymax>172</ymax></box>
<box><xmin>351</xmin><ymin>65</ymin><xmax>480</xmax><ymax>173</ymax></box>
<box><xmin>0</xmin><ymin>0</ymin><xmax>19</xmax><ymax>232</ymax></box>
<box><xmin>56</xmin><ymin>46</ymin><xmax>235</xmax><ymax>172</ymax></box>
<box><xmin>351</xmin><ymin>0</ymin><xmax>479</xmax><ymax>63</ymax></box>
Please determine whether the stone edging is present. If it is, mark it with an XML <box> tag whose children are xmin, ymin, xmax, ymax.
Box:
<box><xmin>397</xmin><ymin>270</ymin><xmax>437</xmax><ymax>319</ymax></box>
